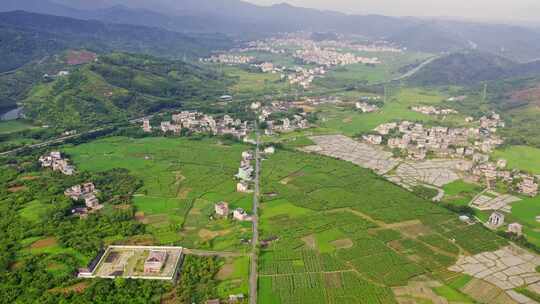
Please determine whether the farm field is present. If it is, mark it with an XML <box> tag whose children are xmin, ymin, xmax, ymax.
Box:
<box><xmin>222</xmin><ymin>66</ymin><xmax>291</xmax><ymax>98</ymax></box>
<box><xmin>64</xmin><ymin>136</ymin><xmax>253</xmax><ymax>250</ymax></box>
<box><xmin>0</xmin><ymin>120</ymin><xmax>38</xmax><ymax>134</ymax></box>
<box><xmin>216</xmin><ymin>256</ymin><xmax>250</xmax><ymax>298</ymax></box>
<box><xmin>314</xmin><ymin>51</ymin><xmax>432</xmax><ymax>87</ymax></box>
<box><xmin>508</xmin><ymin>195</ymin><xmax>540</xmax><ymax>246</ymax></box>
<box><xmin>442</xmin><ymin>180</ymin><xmax>483</xmax><ymax>207</ymax></box>
<box><xmin>257</xmin><ymin>148</ymin><xmax>507</xmax><ymax>303</ymax></box>
<box><xmin>317</xmin><ymin>87</ymin><xmax>468</xmax><ymax>136</ymax></box>
<box><xmin>492</xmin><ymin>145</ymin><xmax>540</xmax><ymax>174</ymax></box>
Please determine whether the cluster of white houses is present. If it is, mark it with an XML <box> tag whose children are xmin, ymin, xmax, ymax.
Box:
<box><xmin>370</xmin><ymin>113</ymin><xmax>505</xmax><ymax>160</ymax></box>
<box><xmin>294</xmin><ymin>47</ymin><xmax>380</xmax><ymax>67</ymax></box>
<box><xmin>355</xmin><ymin>102</ymin><xmax>379</xmax><ymax>113</ymax></box>
<box><xmin>143</xmin><ymin>111</ymin><xmax>250</xmax><ymax>140</ymax></box>
<box><xmin>65</xmin><ymin>182</ymin><xmax>103</xmax><ymax>217</ymax></box>
<box><xmin>39</xmin><ymin>151</ymin><xmax>75</xmax><ymax>175</ymax></box>
<box><xmin>214</xmin><ymin>201</ymin><xmax>252</xmax><ymax>222</ymax></box>
<box><xmin>257</xmin><ymin>102</ymin><xmax>310</xmax><ymax>135</ymax></box>
<box><xmin>486</xmin><ymin>211</ymin><xmax>524</xmax><ymax>236</ymax></box>
<box><xmin>201</xmin><ymin>54</ymin><xmax>254</xmax><ymax>65</ymax></box>
<box><xmin>365</xmin><ymin>114</ymin><xmax>539</xmax><ymax>197</ymax></box>
<box><xmin>411</xmin><ymin>106</ymin><xmax>458</xmax><ymax>116</ymax></box>
<box><xmin>283</xmin><ymin>66</ymin><xmax>326</xmax><ymax>88</ymax></box>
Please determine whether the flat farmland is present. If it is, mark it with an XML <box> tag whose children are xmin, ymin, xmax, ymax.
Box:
<box><xmin>492</xmin><ymin>145</ymin><xmax>540</xmax><ymax>174</ymax></box>
<box><xmin>317</xmin><ymin>88</ymin><xmax>467</xmax><ymax>136</ymax></box>
<box><xmin>258</xmin><ymin>148</ymin><xmax>507</xmax><ymax>303</ymax></box>
<box><xmin>64</xmin><ymin>136</ymin><xmax>253</xmax><ymax>248</ymax></box>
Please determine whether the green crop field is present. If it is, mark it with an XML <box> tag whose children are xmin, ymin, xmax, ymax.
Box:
<box><xmin>222</xmin><ymin>66</ymin><xmax>291</xmax><ymax>97</ymax></box>
<box><xmin>442</xmin><ymin>180</ymin><xmax>483</xmax><ymax>206</ymax></box>
<box><xmin>509</xmin><ymin>196</ymin><xmax>540</xmax><ymax>246</ymax></box>
<box><xmin>64</xmin><ymin>136</ymin><xmax>253</xmax><ymax>249</ymax></box>
<box><xmin>257</xmin><ymin>148</ymin><xmax>506</xmax><ymax>303</ymax></box>
<box><xmin>0</xmin><ymin>120</ymin><xmax>38</xmax><ymax>134</ymax></box>
<box><xmin>314</xmin><ymin>51</ymin><xmax>432</xmax><ymax>88</ymax></box>
<box><xmin>217</xmin><ymin>256</ymin><xmax>250</xmax><ymax>297</ymax></box>
<box><xmin>492</xmin><ymin>145</ymin><xmax>540</xmax><ymax>174</ymax></box>
<box><xmin>317</xmin><ymin>87</ymin><xmax>468</xmax><ymax>136</ymax></box>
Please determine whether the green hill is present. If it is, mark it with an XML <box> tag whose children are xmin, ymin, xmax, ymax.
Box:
<box><xmin>23</xmin><ymin>53</ymin><xmax>230</xmax><ymax>128</ymax></box>
<box><xmin>407</xmin><ymin>51</ymin><xmax>540</xmax><ymax>87</ymax></box>
<box><xmin>0</xmin><ymin>10</ymin><xmax>232</xmax><ymax>73</ymax></box>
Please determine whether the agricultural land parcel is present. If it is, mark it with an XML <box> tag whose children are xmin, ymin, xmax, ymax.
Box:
<box><xmin>257</xmin><ymin>148</ymin><xmax>508</xmax><ymax>304</ymax></box>
<box><xmin>64</xmin><ymin>136</ymin><xmax>253</xmax><ymax>250</ymax></box>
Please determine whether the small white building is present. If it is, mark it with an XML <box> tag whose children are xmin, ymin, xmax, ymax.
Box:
<box><xmin>487</xmin><ymin>212</ymin><xmax>505</xmax><ymax>228</ymax></box>
<box><xmin>233</xmin><ymin>208</ymin><xmax>251</xmax><ymax>221</ymax></box>
<box><xmin>215</xmin><ymin>202</ymin><xmax>229</xmax><ymax>217</ymax></box>
<box><xmin>264</xmin><ymin>146</ymin><xmax>275</xmax><ymax>154</ymax></box>
<box><xmin>507</xmin><ymin>223</ymin><xmax>523</xmax><ymax>236</ymax></box>
<box><xmin>236</xmin><ymin>181</ymin><xmax>251</xmax><ymax>193</ymax></box>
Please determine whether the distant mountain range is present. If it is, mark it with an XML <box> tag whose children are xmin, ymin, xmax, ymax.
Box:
<box><xmin>0</xmin><ymin>10</ymin><xmax>232</xmax><ymax>72</ymax></box>
<box><xmin>2</xmin><ymin>0</ymin><xmax>540</xmax><ymax>62</ymax></box>
<box><xmin>407</xmin><ymin>51</ymin><xmax>540</xmax><ymax>86</ymax></box>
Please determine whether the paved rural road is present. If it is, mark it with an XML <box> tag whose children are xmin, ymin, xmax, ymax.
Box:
<box><xmin>249</xmin><ymin>131</ymin><xmax>261</xmax><ymax>304</ymax></box>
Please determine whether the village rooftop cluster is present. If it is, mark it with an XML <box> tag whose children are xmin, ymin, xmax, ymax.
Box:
<box><xmin>65</xmin><ymin>182</ymin><xmax>103</xmax><ymax>218</ymax></box>
<box><xmin>258</xmin><ymin>101</ymin><xmax>310</xmax><ymax>135</ymax></box>
<box><xmin>39</xmin><ymin>151</ymin><xmax>75</xmax><ymax>175</ymax></box>
<box><xmin>364</xmin><ymin>113</ymin><xmax>538</xmax><ymax>197</ymax></box>
<box><xmin>143</xmin><ymin>111</ymin><xmax>251</xmax><ymax>140</ymax></box>
<box><xmin>411</xmin><ymin>105</ymin><xmax>458</xmax><ymax>116</ymax></box>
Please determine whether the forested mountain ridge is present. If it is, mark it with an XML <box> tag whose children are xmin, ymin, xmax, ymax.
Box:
<box><xmin>3</xmin><ymin>0</ymin><xmax>540</xmax><ymax>62</ymax></box>
<box><xmin>407</xmin><ymin>51</ymin><xmax>540</xmax><ymax>86</ymax></box>
<box><xmin>0</xmin><ymin>11</ymin><xmax>233</xmax><ymax>72</ymax></box>
<box><xmin>23</xmin><ymin>53</ymin><xmax>231</xmax><ymax>129</ymax></box>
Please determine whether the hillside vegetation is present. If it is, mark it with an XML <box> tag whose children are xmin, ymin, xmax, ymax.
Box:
<box><xmin>408</xmin><ymin>51</ymin><xmax>540</xmax><ymax>86</ymax></box>
<box><xmin>0</xmin><ymin>11</ymin><xmax>232</xmax><ymax>72</ymax></box>
<box><xmin>23</xmin><ymin>53</ymin><xmax>230</xmax><ymax>128</ymax></box>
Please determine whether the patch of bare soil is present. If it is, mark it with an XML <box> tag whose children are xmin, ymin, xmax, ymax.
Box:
<box><xmin>8</xmin><ymin>185</ymin><xmax>27</xmax><ymax>193</ymax></box>
<box><xmin>330</xmin><ymin>238</ymin><xmax>353</xmax><ymax>249</ymax></box>
<box><xmin>124</xmin><ymin>235</ymin><xmax>156</xmax><ymax>246</ymax></box>
<box><xmin>302</xmin><ymin>234</ymin><xmax>316</xmax><ymax>250</ymax></box>
<box><xmin>114</xmin><ymin>204</ymin><xmax>131</xmax><ymax>210</ymax></box>
<box><xmin>135</xmin><ymin>211</ymin><xmax>145</xmax><ymax>222</ymax></box>
<box><xmin>323</xmin><ymin>273</ymin><xmax>343</xmax><ymax>289</ymax></box>
<box><xmin>342</xmin><ymin>117</ymin><xmax>353</xmax><ymax>123</ymax></box>
<box><xmin>216</xmin><ymin>262</ymin><xmax>235</xmax><ymax>280</ymax></box>
<box><xmin>177</xmin><ymin>187</ymin><xmax>191</xmax><ymax>199</ymax></box>
<box><xmin>198</xmin><ymin>229</ymin><xmax>231</xmax><ymax>242</ymax></box>
<box><xmin>388</xmin><ymin>240</ymin><xmax>404</xmax><ymax>251</ymax></box>
<box><xmin>396</xmin><ymin>222</ymin><xmax>433</xmax><ymax>238</ymax></box>
<box><xmin>20</xmin><ymin>175</ymin><xmax>38</xmax><ymax>181</ymax></box>
<box><xmin>31</xmin><ymin>237</ymin><xmax>58</xmax><ymax>249</ymax></box>
<box><xmin>49</xmin><ymin>282</ymin><xmax>89</xmax><ymax>294</ymax></box>
<box><xmin>280</xmin><ymin>171</ymin><xmax>305</xmax><ymax>185</ymax></box>
<box><xmin>462</xmin><ymin>278</ymin><xmax>511</xmax><ymax>304</ymax></box>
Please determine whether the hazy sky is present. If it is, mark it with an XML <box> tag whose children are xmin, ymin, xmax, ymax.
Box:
<box><xmin>246</xmin><ymin>0</ymin><xmax>540</xmax><ymax>23</ymax></box>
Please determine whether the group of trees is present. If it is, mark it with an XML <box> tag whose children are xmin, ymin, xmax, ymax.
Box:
<box><xmin>0</xmin><ymin>151</ymin><xmax>176</xmax><ymax>302</ymax></box>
